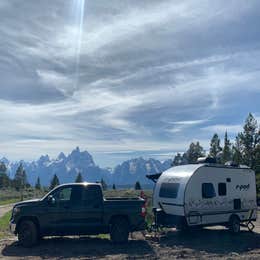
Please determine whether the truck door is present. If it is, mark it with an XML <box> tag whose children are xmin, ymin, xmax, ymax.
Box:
<box><xmin>64</xmin><ymin>184</ymin><xmax>104</xmax><ymax>234</ymax></box>
<box><xmin>79</xmin><ymin>185</ymin><xmax>104</xmax><ymax>233</ymax></box>
<box><xmin>43</xmin><ymin>185</ymin><xmax>74</xmax><ymax>234</ymax></box>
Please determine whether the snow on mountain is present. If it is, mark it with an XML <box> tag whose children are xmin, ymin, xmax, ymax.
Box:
<box><xmin>0</xmin><ymin>149</ymin><xmax>172</xmax><ymax>186</ymax></box>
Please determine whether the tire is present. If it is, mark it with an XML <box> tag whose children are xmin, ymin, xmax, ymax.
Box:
<box><xmin>176</xmin><ymin>219</ymin><xmax>189</xmax><ymax>232</ymax></box>
<box><xmin>229</xmin><ymin>215</ymin><xmax>240</xmax><ymax>234</ymax></box>
<box><xmin>18</xmin><ymin>220</ymin><xmax>38</xmax><ymax>247</ymax></box>
<box><xmin>110</xmin><ymin>217</ymin><xmax>129</xmax><ymax>244</ymax></box>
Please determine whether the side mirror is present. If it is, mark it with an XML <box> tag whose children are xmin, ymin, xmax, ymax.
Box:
<box><xmin>47</xmin><ymin>195</ymin><xmax>56</xmax><ymax>205</ymax></box>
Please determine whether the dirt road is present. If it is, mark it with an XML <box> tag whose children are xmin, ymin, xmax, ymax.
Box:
<box><xmin>0</xmin><ymin>205</ymin><xmax>13</xmax><ymax>218</ymax></box>
<box><xmin>0</xmin><ymin>213</ymin><xmax>260</xmax><ymax>259</ymax></box>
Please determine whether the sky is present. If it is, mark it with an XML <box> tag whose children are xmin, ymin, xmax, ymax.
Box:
<box><xmin>0</xmin><ymin>0</ymin><xmax>260</xmax><ymax>167</ymax></box>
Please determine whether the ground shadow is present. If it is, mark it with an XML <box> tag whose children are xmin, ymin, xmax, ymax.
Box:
<box><xmin>2</xmin><ymin>236</ymin><xmax>155</xmax><ymax>259</ymax></box>
<box><xmin>159</xmin><ymin>227</ymin><xmax>260</xmax><ymax>255</ymax></box>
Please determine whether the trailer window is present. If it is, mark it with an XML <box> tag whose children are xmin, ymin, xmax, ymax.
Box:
<box><xmin>159</xmin><ymin>183</ymin><xmax>180</xmax><ymax>198</ymax></box>
<box><xmin>202</xmin><ymin>183</ymin><xmax>216</xmax><ymax>199</ymax></box>
<box><xmin>218</xmin><ymin>183</ymin><xmax>227</xmax><ymax>196</ymax></box>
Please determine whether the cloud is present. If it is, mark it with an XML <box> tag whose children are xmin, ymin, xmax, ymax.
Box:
<box><xmin>201</xmin><ymin>124</ymin><xmax>242</xmax><ymax>134</ymax></box>
<box><xmin>0</xmin><ymin>0</ymin><xmax>259</xmax><ymax>164</ymax></box>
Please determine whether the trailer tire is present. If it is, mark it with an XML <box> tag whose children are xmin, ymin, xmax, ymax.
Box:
<box><xmin>229</xmin><ymin>215</ymin><xmax>240</xmax><ymax>234</ymax></box>
<box><xmin>110</xmin><ymin>217</ymin><xmax>129</xmax><ymax>244</ymax></box>
<box><xmin>176</xmin><ymin>219</ymin><xmax>189</xmax><ymax>232</ymax></box>
<box><xmin>18</xmin><ymin>220</ymin><xmax>38</xmax><ymax>247</ymax></box>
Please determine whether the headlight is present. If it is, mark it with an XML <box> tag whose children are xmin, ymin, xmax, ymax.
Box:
<box><xmin>13</xmin><ymin>207</ymin><xmax>20</xmax><ymax>216</ymax></box>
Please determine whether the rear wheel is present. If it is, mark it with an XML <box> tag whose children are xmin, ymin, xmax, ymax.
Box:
<box><xmin>229</xmin><ymin>215</ymin><xmax>240</xmax><ymax>234</ymax></box>
<box><xmin>110</xmin><ymin>217</ymin><xmax>129</xmax><ymax>244</ymax></box>
<box><xmin>18</xmin><ymin>220</ymin><xmax>38</xmax><ymax>247</ymax></box>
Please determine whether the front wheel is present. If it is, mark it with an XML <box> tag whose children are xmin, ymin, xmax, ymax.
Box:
<box><xmin>18</xmin><ymin>220</ymin><xmax>38</xmax><ymax>247</ymax></box>
<box><xmin>229</xmin><ymin>216</ymin><xmax>240</xmax><ymax>234</ymax></box>
<box><xmin>110</xmin><ymin>217</ymin><xmax>129</xmax><ymax>244</ymax></box>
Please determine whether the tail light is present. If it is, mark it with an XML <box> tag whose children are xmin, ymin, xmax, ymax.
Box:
<box><xmin>141</xmin><ymin>204</ymin><xmax>146</xmax><ymax>217</ymax></box>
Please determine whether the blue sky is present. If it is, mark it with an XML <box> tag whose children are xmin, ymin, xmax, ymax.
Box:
<box><xmin>0</xmin><ymin>0</ymin><xmax>260</xmax><ymax>167</ymax></box>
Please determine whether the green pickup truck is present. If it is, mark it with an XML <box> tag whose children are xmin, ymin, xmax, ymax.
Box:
<box><xmin>9</xmin><ymin>183</ymin><xmax>146</xmax><ymax>247</ymax></box>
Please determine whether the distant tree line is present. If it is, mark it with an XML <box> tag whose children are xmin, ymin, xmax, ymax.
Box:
<box><xmin>0</xmin><ymin>163</ymin><xmax>30</xmax><ymax>191</ymax></box>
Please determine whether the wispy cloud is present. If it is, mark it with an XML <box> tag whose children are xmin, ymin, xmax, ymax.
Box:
<box><xmin>201</xmin><ymin>124</ymin><xmax>242</xmax><ymax>134</ymax></box>
<box><xmin>0</xmin><ymin>0</ymin><xmax>259</xmax><ymax>163</ymax></box>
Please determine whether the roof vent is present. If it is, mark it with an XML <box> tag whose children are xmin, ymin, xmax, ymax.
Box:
<box><xmin>197</xmin><ymin>157</ymin><xmax>217</xmax><ymax>164</ymax></box>
<box><xmin>224</xmin><ymin>161</ymin><xmax>239</xmax><ymax>167</ymax></box>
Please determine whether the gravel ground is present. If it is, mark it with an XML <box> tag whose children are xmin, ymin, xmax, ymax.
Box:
<box><xmin>0</xmin><ymin>212</ymin><xmax>259</xmax><ymax>259</ymax></box>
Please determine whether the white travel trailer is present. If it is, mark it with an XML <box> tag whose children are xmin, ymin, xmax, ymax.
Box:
<box><xmin>147</xmin><ymin>162</ymin><xmax>257</xmax><ymax>233</ymax></box>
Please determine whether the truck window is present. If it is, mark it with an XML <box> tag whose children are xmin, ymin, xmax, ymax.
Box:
<box><xmin>70</xmin><ymin>186</ymin><xmax>83</xmax><ymax>203</ymax></box>
<box><xmin>83</xmin><ymin>185</ymin><xmax>102</xmax><ymax>205</ymax></box>
<box><xmin>218</xmin><ymin>183</ymin><xmax>227</xmax><ymax>196</ymax></box>
<box><xmin>159</xmin><ymin>183</ymin><xmax>180</xmax><ymax>198</ymax></box>
<box><xmin>202</xmin><ymin>183</ymin><xmax>216</xmax><ymax>199</ymax></box>
<box><xmin>53</xmin><ymin>187</ymin><xmax>72</xmax><ymax>201</ymax></box>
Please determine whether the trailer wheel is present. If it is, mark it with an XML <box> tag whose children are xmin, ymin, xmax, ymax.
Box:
<box><xmin>110</xmin><ymin>217</ymin><xmax>129</xmax><ymax>244</ymax></box>
<box><xmin>18</xmin><ymin>220</ymin><xmax>38</xmax><ymax>247</ymax></box>
<box><xmin>229</xmin><ymin>215</ymin><xmax>240</xmax><ymax>234</ymax></box>
<box><xmin>176</xmin><ymin>219</ymin><xmax>189</xmax><ymax>232</ymax></box>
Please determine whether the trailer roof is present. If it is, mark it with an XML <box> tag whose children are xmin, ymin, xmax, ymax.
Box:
<box><xmin>162</xmin><ymin>164</ymin><xmax>202</xmax><ymax>179</ymax></box>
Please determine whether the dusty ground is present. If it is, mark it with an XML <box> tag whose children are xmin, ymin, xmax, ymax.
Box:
<box><xmin>0</xmin><ymin>205</ymin><xmax>13</xmax><ymax>219</ymax></box>
<box><xmin>0</xmin><ymin>212</ymin><xmax>260</xmax><ymax>259</ymax></box>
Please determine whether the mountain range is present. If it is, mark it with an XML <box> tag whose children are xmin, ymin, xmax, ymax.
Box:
<box><xmin>1</xmin><ymin>147</ymin><xmax>172</xmax><ymax>186</ymax></box>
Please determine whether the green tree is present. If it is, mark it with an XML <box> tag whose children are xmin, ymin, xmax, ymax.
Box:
<box><xmin>173</xmin><ymin>153</ymin><xmax>183</xmax><ymax>166</ymax></box>
<box><xmin>239</xmin><ymin>113</ymin><xmax>259</xmax><ymax>168</ymax></box>
<box><xmin>255</xmin><ymin>142</ymin><xmax>260</xmax><ymax>174</ymax></box>
<box><xmin>100</xmin><ymin>178</ymin><xmax>107</xmax><ymax>190</ymax></box>
<box><xmin>186</xmin><ymin>142</ymin><xmax>205</xmax><ymax>163</ymax></box>
<box><xmin>50</xmin><ymin>174</ymin><xmax>60</xmax><ymax>190</ymax></box>
<box><xmin>222</xmin><ymin>131</ymin><xmax>232</xmax><ymax>163</ymax></box>
<box><xmin>135</xmin><ymin>181</ymin><xmax>141</xmax><ymax>190</ymax></box>
<box><xmin>112</xmin><ymin>183</ymin><xmax>116</xmax><ymax>190</ymax></box>
<box><xmin>35</xmin><ymin>177</ymin><xmax>41</xmax><ymax>190</ymax></box>
<box><xmin>13</xmin><ymin>163</ymin><xmax>27</xmax><ymax>191</ymax></box>
<box><xmin>75</xmin><ymin>172</ymin><xmax>83</xmax><ymax>183</ymax></box>
<box><xmin>209</xmin><ymin>133</ymin><xmax>222</xmax><ymax>158</ymax></box>
<box><xmin>232</xmin><ymin>134</ymin><xmax>243</xmax><ymax>165</ymax></box>
<box><xmin>0</xmin><ymin>162</ymin><xmax>10</xmax><ymax>188</ymax></box>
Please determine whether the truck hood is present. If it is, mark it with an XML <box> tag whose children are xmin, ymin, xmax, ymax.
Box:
<box><xmin>14</xmin><ymin>199</ymin><xmax>40</xmax><ymax>207</ymax></box>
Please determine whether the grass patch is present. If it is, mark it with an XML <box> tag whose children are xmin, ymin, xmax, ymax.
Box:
<box><xmin>0</xmin><ymin>198</ymin><xmax>20</xmax><ymax>206</ymax></box>
<box><xmin>0</xmin><ymin>210</ymin><xmax>11</xmax><ymax>239</ymax></box>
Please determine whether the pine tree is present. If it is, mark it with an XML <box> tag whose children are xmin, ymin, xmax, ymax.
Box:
<box><xmin>13</xmin><ymin>163</ymin><xmax>27</xmax><ymax>191</ymax></box>
<box><xmin>173</xmin><ymin>153</ymin><xmax>183</xmax><ymax>166</ymax></box>
<box><xmin>186</xmin><ymin>142</ymin><xmax>205</xmax><ymax>163</ymax></box>
<box><xmin>222</xmin><ymin>131</ymin><xmax>232</xmax><ymax>163</ymax></box>
<box><xmin>135</xmin><ymin>181</ymin><xmax>141</xmax><ymax>190</ymax></box>
<box><xmin>232</xmin><ymin>134</ymin><xmax>243</xmax><ymax>165</ymax></box>
<box><xmin>50</xmin><ymin>174</ymin><xmax>60</xmax><ymax>190</ymax></box>
<box><xmin>100</xmin><ymin>178</ymin><xmax>107</xmax><ymax>190</ymax></box>
<box><xmin>35</xmin><ymin>177</ymin><xmax>41</xmax><ymax>190</ymax></box>
<box><xmin>239</xmin><ymin>113</ymin><xmax>259</xmax><ymax>168</ymax></box>
<box><xmin>255</xmin><ymin>142</ymin><xmax>260</xmax><ymax>174</ymax></box>
<box><xmin>209</xmin><ymin>133</ymin><xmax>222</xmax><ymax>158</ymax></box>
<box><xmin>0</xmin><ymin>162</ymin><xmax>10</xmax><ymax>188</ymax></box>
<box><xmin>112</xmin><ymin>184</ymin><xmax>116</xmax><ymax>190</ymax></box>
<box><xmin>75</xmin><ymin>172</ymin><xmax>83</xmax><ymax>183</ymax></box>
